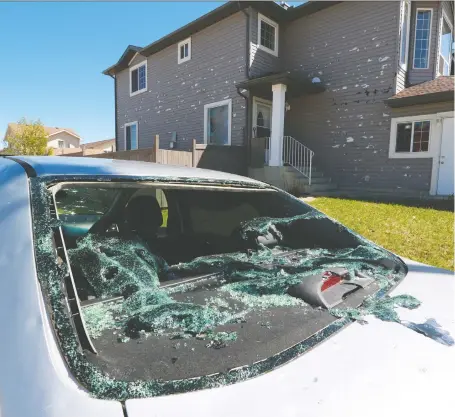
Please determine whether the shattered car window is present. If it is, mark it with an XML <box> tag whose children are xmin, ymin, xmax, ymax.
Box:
<box><xmin>55</xmin><ymin>187</ymin><xmax>117</xmax><ymax>215</ymax></box>
<box><xmin>33</xmin><ymin>179</ymin><xmax>426</xmax><ymax>400</ymax></box>
<box><xmin>58</xmin><ymin>183</ymin><xmax>405</xmax><ymax>343</ymax></box>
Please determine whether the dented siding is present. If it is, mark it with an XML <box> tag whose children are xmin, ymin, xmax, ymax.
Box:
<box><xmin>408</xmin><ymin>1</ymin><xmax>440</xmax><ymax>85</ymax></box>
<box><xmin>116</xmin><ymin>12</ymin><xmax>248</xmax><ymax>151</ymax></box>
<box><xmin>281</xmin><ymin>1</ymin><xmax>432</xmax><ymax>194</ymax></box>
<box><xmin>249</xmin><ymin>8</ymin><xmax>282</xmax><ymax>78</ymax></box>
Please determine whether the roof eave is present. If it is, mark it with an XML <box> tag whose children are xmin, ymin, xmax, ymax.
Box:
<box><xmin>102</xmin><ymin>1</ymin><xmax>288</xmax><ymax>76</ymax></box>
<box><xmin>386</xmin><ymin>91</ymin><xmax>454</xmax><ymax>108</ymax></box>
<box><xmin>47</xmin><ymin>130</ymin><xmax>81</xmax><ymax>140</ymax></box>
<box><xmin>102</xmin><ymin>45</ymin><xmax>143</xmax><ymax>76</ymax></box>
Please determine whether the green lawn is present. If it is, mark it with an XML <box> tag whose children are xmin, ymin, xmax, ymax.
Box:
<box><xmin>306</xmin><ymin>197</ymin><xmax>454</xmax><ymax>270</ymax></box>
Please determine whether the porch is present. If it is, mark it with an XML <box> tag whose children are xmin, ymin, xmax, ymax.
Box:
<box><xmin>236</xmin><ymin>72</ymin><xmax>337</xmax><ymax>194</ymax></box>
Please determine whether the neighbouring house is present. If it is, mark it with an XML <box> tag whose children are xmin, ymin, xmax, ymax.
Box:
<box><xmin>103</xmin><ymin>1</ymin><xmax>454</xmax><ymax>197</ymax></box>
<box><xmin>4</xmin><ymin>123</ymin><xmax>82</xmax><ymax>154</ymax></box>
<box><xmin>82</xmin><ymin>138</ymin><xmax>116</xmax><ymax>153</ymax></box>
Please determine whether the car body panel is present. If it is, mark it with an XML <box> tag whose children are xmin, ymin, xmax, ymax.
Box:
<box><xmin>10</xmin><ymin>155</ymin><xmax>262</xmax><ymax>185</ymax></box>
<box><xmin>125</xmin><ymin>260</ymin><xmax>455</xmax><ymax>417</ymax></box>
<box><xmin>0</xmin><ymin>158</ymin><xmax>123</xmax><ymax>417</ymax></box>
<box><xmin>1</xmin><ymin>157</ymin><xmax>453</xmax><ymax>417</ymax></box>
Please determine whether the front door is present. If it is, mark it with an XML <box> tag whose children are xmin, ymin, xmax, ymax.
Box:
<box><xmin>436</xmin><ymin>117</ymin><xmax>454</xmax><ymax>195</ymax></box>
<box><xmin>253</xmin><ymin>98</ymin><xmax>272</xmax><ymax>138</ymax></box>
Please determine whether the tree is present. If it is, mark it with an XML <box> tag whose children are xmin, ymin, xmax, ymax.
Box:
<box><xmin>4</xmin><ymin>118</ymin><xmax>53</xmax><ymax>155</ymax></box>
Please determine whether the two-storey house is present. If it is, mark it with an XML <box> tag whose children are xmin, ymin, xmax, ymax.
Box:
<box><xmin>103</xmin><ymin>1</ymin><xmax>454</xmax><ymax>197</ymax></box>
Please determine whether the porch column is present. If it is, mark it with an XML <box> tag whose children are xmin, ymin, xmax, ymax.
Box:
<box><xmin>269</xmin><ymin>83</ymin><xmax>287</xmax><ymax>166</ymax></box>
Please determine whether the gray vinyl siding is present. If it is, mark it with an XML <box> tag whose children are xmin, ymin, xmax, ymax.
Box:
<box><xmin>441</xmin><ymin>1</ymin><xmax>454</xmax><ymax>21</ymax></box>
<box><xmin>282</xmin><ymin>1</ymin><xmax>431</xmax><ymax>194</ymax></box>
<box><xmin>408</xmin><ymin>2</ymin><xmax>440</xmax><ymax>85</ymax></box>
<box><xmin>116</xmin><ymin>12</ymin><xmax>248</xmax><ymax>151</ymax></box>
<box><xmin>249</xmin><ymin>8</ymin><xmax>282</xmax><ymax>78</ymax></box>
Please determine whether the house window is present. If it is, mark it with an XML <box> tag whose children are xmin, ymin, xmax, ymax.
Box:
<box><xmin>438</xmin><ymin>14</ymin><xmax>453</xmax><ymax>76</ymax></box>
<box><xmin>125</xmin><ymin>122</ymin><xmax>138</xmax><ymax>150</ymax></box>
<box><xmin>399</xmin><ymin>1</ymin><xmax>411</xmax><ymax>68</ymax></box>
<box><xmin>204</xmin><ymin>99</ymin><xmax>232</xmax><ymax>146</ymax></box>
<box><xmin>130</xmin><ymin>62</ymin><xmax>147</xmax><ymax>96</ymax></box>
<box><xmin>178</xmin><ymin>38</ymin><xmax>191</xmax><ymax>64</ymax></box>
<box><xmin>413</xmin><ymin>9</ymin><xmax>433</xmax><ymax>69</ymax></box>
<box><xmin>258</xmin><ymin>13</ymin><xmax>278</xmax><ymax>56</ymax></box>
<box><xmin>58</xmin><ymin>140</ymin><xmax>64</xmax><ymax>148</ymax></box>
<box><xmin>390</xmin><ymin>119</ymin><xmax>432</xmax><ymax>159</ymax></box>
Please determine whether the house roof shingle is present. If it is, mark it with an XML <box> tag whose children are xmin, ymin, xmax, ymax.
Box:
<box><xmin>387</xmin><ymin>76</ymin><xmax>454</xmax><ymax>107</ymax></box>
<box><xmin>82</xmin><ymin>138</ymin><xmax>115</xmax><ymax>149</ymax></box>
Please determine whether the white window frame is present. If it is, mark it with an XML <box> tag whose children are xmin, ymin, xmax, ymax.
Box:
<box><xmin>257</xmin><ymin>13</ymin><xmax>279</xmax><ymax>57</ymax></box>
<box><xmin>399</xmin><ymin>0</ymin><xmax>411</xmax><ymax>70</ymax></box>
<box><xmin>124</xmin><ymin>121</ymin><xmax>138</xmax><ymax>150</ymax></box>
<box><xmin>437</xmin><ymin>10</ymin><xmax>453</xmax><ymax>76</ymax></box>
<box><xmin>129</xmin><ymin>61</ymin><xmax>147</xmax><ymax>97</ymax></box>
<box><xmin>389</xmin><ymin>115</ymin><xmax>435</xmax><ymax>159</ymax></box>
<box><xmin>177</xmin><ymin>37</ymin><xmax>191</xmax><ymax>64</ymax></box>
<box><xmin>413</xmin><ymin>8</ymin><xmax>433</xmax><ymax>70</ymax></box>
<box><xmin>203</xmin><ymin>99</ymin><xmax>232</xmax><ymax>146</ymax></box>
<box><xmin>57</xmin><ymin>140</ymin><xmax>64</xmax><ymax>149</ymax></box>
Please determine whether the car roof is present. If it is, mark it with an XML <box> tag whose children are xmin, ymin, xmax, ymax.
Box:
<box><xmin>2</xmin><ymin>156</ymin><xmax>264</xmax><ymax>186</ymax></box>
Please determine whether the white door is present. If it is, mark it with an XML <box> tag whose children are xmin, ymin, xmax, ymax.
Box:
<box><xmin>437</xmin><ymin>117</ymin><xmax>454</xmax><ymax>195</ymax></box>
<box><xmin>253</xmin><ymin>99</ymin><xmax>272</xmax><ymax>138</ymax></box>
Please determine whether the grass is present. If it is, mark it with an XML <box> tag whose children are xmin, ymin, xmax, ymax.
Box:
<box><xmin>306</xmin><ymin>197</ymin><xmax>454</xmax><ymax>270</ymax></box>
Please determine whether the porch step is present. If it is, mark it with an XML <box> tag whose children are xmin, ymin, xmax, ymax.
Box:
<box><xmin>282</xmin><ymin>165</ymin><xmax>338</xmax><ymax>196</ymax></box>
<box><xmin>300</xmin><ymin>182</ymin><xmax>338</xmax><ymax>193</ymax></box>
<box><xmin>283</xmin><ymin>165</ymin><xmax>326</xmax><ymax>178</ymax></box>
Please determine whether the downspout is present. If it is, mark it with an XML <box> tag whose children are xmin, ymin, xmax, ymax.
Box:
<box><xmin>237</xmin><ymin>4</ymin><xmax>251</xmax><ymax>174</ymax></box>
<box><xmin>108</xmin><ymin>73</ymin><xmax>118</xmax><ymax>152</ymax></box>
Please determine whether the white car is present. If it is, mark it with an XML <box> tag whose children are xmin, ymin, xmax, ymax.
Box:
<box><xmin>0</xmin><ymin>155</ymin><xmax>454</xmax><ymax>417</ymax></box>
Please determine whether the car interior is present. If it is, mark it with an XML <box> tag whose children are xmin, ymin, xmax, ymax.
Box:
<box><xmin>48</xmin><ymin>182</ymin><xmax>407</xmax><ymax>382</ymax></box>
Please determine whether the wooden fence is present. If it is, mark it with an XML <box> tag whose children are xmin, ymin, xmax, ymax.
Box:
<box><xmin>70</xmin><ymin>135</ymin><xmax>247</xmax><ymax>175</ymax></box>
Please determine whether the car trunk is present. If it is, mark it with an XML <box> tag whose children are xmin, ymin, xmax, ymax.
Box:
<box><xmin>122</xmin><ymin>262</ymin><xmax>455</xmax><ymax>417</ymax></box>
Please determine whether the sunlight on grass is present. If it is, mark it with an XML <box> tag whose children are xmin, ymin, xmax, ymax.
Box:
<box><xmin>307</xmin><ymin>198</ymin><xmax>454</xmax><ymax>270</ymax></box>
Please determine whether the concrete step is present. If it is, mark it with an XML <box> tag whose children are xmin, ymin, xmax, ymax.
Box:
<box><xmin>283</xmin><ymin>166</ymin><xmax>326</xmax><ymax>179</ymax></box>
<box><xmin>301</xmin><ymin>182</ymin><xmax>338</xmax><ymax>193</ymax></box>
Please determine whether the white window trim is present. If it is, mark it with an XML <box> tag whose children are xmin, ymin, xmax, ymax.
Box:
<box><xmin>257</xmin><ymin>13</ymin><xmax>279</xmax><ymax>57</ymax></box>
<box><xmin>124</xmin><ymin>121</ymin><xmax>138</xmax><ymax>150</ymax></box>
<box><xmin>129</xmin><ymin>61</ymin><xmax>147</xmax><ymax>97</ymax></box>
<box><xmin>389</xmin><ymin>115</ymin><xmax>435</xmax><ymax>159</ymax></box>
<box><xmin>203</xmin><ymin>99</ymin><xmax>232</xmax><ymax>146</ymax></box>
<box><xmin>177</xmin><ymin>37</ymin><xmax>191</xmax><ymax>64</ymax></box>
<box><xmin>437</xmin><ymin>10</ymin><xmax>453</xmax><ymax>76</ymax></box>
<box><xmin>412</xmin><ymin>8</ymin><xmax>433</xmax><ymax>70</ymax></box>
<box><xmin>399</xmin><ymin>0</ymin><xmax>411</xmax><ymax>70</ymax></box>
<box><xmin>57</xmin><ymin>140</ymin><xmax>64</xmax><ymax>148</ymax></box>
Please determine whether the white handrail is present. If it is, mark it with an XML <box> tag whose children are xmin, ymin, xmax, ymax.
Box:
<box><xmin>282</xmin><ymin>136</ymin><xmax>314</xmax><ymax>185</ymax></box>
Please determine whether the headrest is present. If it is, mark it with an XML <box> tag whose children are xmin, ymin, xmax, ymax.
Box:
<box><xmin>125</xmin><ymin>195</ymin><xmax>163</xmax><ymax>234</ymax></box>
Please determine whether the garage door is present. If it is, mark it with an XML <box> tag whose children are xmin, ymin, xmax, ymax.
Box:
<box><xmin>437</xmin><ymin>117</ymin><xmax>454</xmax><ymax>196</ymax></box>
